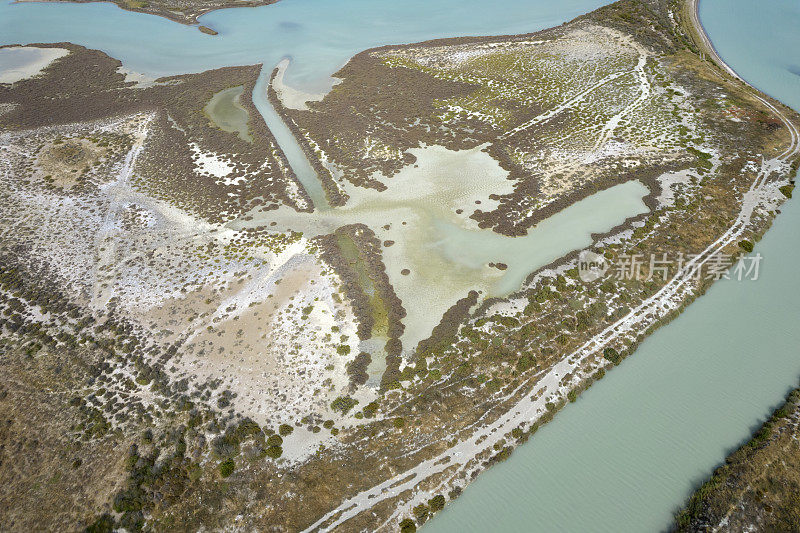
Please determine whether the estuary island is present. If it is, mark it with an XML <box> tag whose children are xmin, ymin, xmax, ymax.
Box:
<box><xmin>0</xmin><ymin>0</ymin><xmax>798</xmax><ymax>530</ymax></box>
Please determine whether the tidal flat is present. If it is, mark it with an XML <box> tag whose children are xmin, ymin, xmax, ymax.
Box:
<box><xmin>0</xmin><ymin>0</ymin><xmax>799</xmax><ymax>531</ymax></box>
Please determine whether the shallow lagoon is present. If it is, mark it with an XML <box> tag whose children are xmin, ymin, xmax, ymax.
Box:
<box><xmin>204</xmin><ymin>85</ymin><xmax>252</xmax><ymax>142</ymax></box>
<box><xmin>232</xmin><ymin>143</ymin><xmax>649</xmax><ymax>353</ymax></box>
<box><xmin>0</xmin><ymin>45</ymin><xmax>69</xmax><ymax>83</ymax></box>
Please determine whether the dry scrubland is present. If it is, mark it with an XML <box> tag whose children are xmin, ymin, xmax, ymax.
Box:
<box><xmin>0</xmin><ymin>0</ymin><xmax>799</xmax><ymax>531</ymax></box>
<box><xmin>676</xmin><ymin>386</ymin><xmax>800</xmax><ymax>531</ymax></box>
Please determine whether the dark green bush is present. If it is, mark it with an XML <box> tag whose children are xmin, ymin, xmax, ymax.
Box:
<box><xmin>568</xmin><ymin>389</ymin><xmax>579</xmax><ymax>403</ymax></box>
<box><xmin>86</xmin><ymin>513</ymin><xmax>115</xmax><ymax>533</ymax></box>
<box><xmin>603</xmin><ymin>347</ymin><xmax>621</xmax><ymax>364</ymax></box>
<box><xmin>219</xmin><ymin>459</ymin><xmax>235</xmax><ymax>478</ymax></box>
<box><xmin>330</xmin><ymin>396</ymin><xmax>358</xmax><ymax>414</ymax></box>
<box><xmin>399</xmin><ymin>518</ymin><xmax>417</xmax><ymax>533</ymax></box>
<box><xmin>336</xmin><ymin>344</ymin><xmax>351</xmax><ymax>356</ymax></box>
<box><xmin>413</xmin><ymin>503</ymin><xmax>429</xmax><ymax>522</ymax></box>
<box><xmin>429</xmin><ymin>494</ymin><xmax>446</xmax><ymax>513</ymax></box>
<box><xmin>517</xmin><ymin>353</ymin><xmax>536</xmax><ymax>372</ymax></box>
<box><xmin>265</xmin><ymin>445</ymin><xmax>283</xmax><ymax>459</ymax></box>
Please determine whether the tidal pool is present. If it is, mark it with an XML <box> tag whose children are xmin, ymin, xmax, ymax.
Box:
<box><xmin>232</xmin><ymin>143</ymin><xmax>649</xmax><ymax>353</ymax></box>
<box><xmin>204</xmin><ymin>85</ymin><xmax>253</xmax><ymax>142</ymax></box>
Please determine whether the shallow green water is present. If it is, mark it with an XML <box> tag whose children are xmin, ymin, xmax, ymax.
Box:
<box><xmin>204</xmin><ymin>85</ymin><xmax>252</xmax><ymax>142</ymax></box>
<box><xmin>233</xmin><ymin>144</ymin><xmax>649</xmax><ymax>355</ymax></box>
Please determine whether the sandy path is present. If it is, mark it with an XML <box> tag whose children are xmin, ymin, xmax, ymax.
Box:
<box><xmin>89</xmin><ymin>114</ymin><xmax>155</xmax><ymax>312</ymax></box>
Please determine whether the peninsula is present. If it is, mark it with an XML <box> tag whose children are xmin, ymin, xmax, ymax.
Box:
<box><xmin>0</xmin><ymin>0</ymin><xmax>798</xmax><ymax>531</ymax></box>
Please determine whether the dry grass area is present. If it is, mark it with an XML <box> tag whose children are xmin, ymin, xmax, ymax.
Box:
<box><xmin>676</xmin><ymin>387</ymin><xmax>800</xmax><ymax>531</ymax></box>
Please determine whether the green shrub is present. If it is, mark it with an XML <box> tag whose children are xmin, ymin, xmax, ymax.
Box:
<box><xmin>86</xmin><ymin>513</ymin><xmax>115</xmax><ymax>533</ymax></box>
<box><xmin>267</xmin><ymin>434</ymin><xmax>283</xmax><ymax>447</ymax></box>
<box><xmin>362</xmin><ymin>400</ymin><xmax>380</xmax><ymax>418</ymax></box>
<box><xmin>113</xmin><ymin>488</ymin><xmax>144</xmax><ymax>513</ymax></box>
<box><xmin>330</xmin><ymin>396</ymin><xmax>358</xmax><ymax>414</ymax></box>
<box><xmin>265</xmin><ymin>446</ymin><xmax>283</xmax><ymax>459</ymax></box>
<box><xmin>429</xmin><ymin>494</ymin><xmax>446</xmax><ymax>513</ymax></box>
<box><xmin>517</xmin><ymin>352</ymin><xmax>536</xmax><ymax>372</ymax></box>
<box><xmin>738</xmin><ymin>240</ymin><xmax>754</xmax><ymax>253</ymax></box>
<box><xmin>393</xmin><ymin>417</ymin><xmax>405</xmax><ymax>429</ymax></box>
<box><xmin>219</xmin><ymin>459</ymin><xmax>235</xmax><ymax>478</ymax></box>
<box><xmin>780</xmin><ymin>184</ymin><xmax>794</xmax><ymax>198</ymax></box>
<box><xmin>568</xmin><ymin>389</ymin><xmax>579</xmax><ymax>403</ymax></box>
<box><xmin>399</xmin><ymin>518</ymin><xmax>417</xmax><ymax>533</ymax></box>
<box><xmin>413</xmin><ymin>503</ymin><xmax>429</xmax><ymax>522</ymax></box>
<box><xmin>278</xmin><ymin>424</ymin><xmax>294</xmax><ymax>436</ymax></box>
<box><xmin>603</xmin><ymin>347</ymin><xmax>621</xmax><ymax>364</ymax></box>
<box><xmin>336</xmin><ymin>344</ymin><xmax>351</xmax><ymax>356</ymax></box>
<box><xmin>496</xmin><ymin>446</ymin><xmax>513</xmax><ymax>461</ymax></box>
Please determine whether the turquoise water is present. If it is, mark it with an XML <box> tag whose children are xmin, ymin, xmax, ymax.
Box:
<box><xmin>701</xmin><ymin>0</ymin><xmax>800</xmax><ymax>111</ymax></box>
<box><xmin>427</xmin><ymin>1</ymin><xmax>800</xmax><ymax>531</ymax></box>
<box><xmin>0</xmin><ymin>0</ymin><xmax>611</xmax><ymax>208</ymax></box>
<box><xmin>0</xmin><ymin>0</ymin><xmax>608</xmax><ymax>90</ymax></box>
<box><xmin>2</xmin><ymin>0</ymin><xmax>800</xmax><ymax>531</ymax></box>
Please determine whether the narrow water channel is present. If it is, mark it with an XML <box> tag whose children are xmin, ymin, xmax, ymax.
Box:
<box><xmin>252</xmin><ymin>73</ymin><xmax>331</xmax><ymax>209</ymax></box>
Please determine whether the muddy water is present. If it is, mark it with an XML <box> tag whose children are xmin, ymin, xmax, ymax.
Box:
<box><xmin>204</xmin><ymin>85</ymin><xmax>253</xmax><ymax>142</ymax></box>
